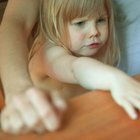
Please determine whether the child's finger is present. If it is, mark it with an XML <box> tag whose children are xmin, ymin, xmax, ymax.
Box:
<box><xmin>127</xmin><ymin>97</ymin><xmax>140</xmax><ymax>110</ymax></box>
<box><xmin>120</xmin><ymin>99</ymin><xmax>138</xmax><ymax>120</ymax></box>
<box><xmin>133</xmin><ymin>92</ymin><xmax>140</xmax><ymax>100</ymax></box>
<box><xmin>26</xmin><ymin>88</ymin><xmax>60</xmax><ymax>131</ymax></box>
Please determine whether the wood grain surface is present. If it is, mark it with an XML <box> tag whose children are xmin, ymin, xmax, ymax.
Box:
<box><xmin>0</xmin><ymin>74</ymin><xmax>140</xmax><ymax>140</ymax></box>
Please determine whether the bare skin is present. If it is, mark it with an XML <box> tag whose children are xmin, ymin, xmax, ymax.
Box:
<box><xmin>0</xmin><ymin>0</ymin><xmax>66</xmax><ymax>134</ymax></box>
<box><xmin>29</xmin><ymin>42</ymin><xmax>140</xmax><ymax>121</ymax></box>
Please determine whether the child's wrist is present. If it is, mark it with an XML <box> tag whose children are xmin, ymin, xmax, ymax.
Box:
<box><xmin>110</xmin><ymin>69</ymin><xmax>129</xmax><ymax>91</ymax></box>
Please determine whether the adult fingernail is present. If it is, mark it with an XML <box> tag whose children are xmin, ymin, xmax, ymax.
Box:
<box><xmin>55</xmin><ymin>99</ymin><xmax>67</xmax><ymax>110</ymax></box>
<box><xmin>45</xmin><ymin>115</ymin><xmax>60</xmax><ymax>131</ymax></box>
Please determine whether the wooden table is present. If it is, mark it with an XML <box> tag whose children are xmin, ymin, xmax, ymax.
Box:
<box><xmin>0</xmin><ymin>75</ymin><xmax>140</xmax><ymax>140</ymax></box>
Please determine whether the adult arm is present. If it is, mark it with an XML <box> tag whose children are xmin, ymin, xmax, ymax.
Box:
<box><xmin>0</xmin><ymin>0</ymin><xmax>39</xmax><ymax>102</ymax></box>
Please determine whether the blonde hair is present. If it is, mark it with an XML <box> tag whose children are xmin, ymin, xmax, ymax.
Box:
<box><xmin>29</xmin><ymin>0</ymin><xmax>120</xmax><ymax>66</ymax></box>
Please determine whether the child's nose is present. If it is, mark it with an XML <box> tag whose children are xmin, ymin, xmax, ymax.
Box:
<box><xmin>88</xmin><ymin>25</ymin><xmax>99</xmax><ymax>38</ymax></box>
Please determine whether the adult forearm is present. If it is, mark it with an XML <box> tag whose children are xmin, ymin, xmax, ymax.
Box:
<box><xmin>0</xmin><ymin>24</ymin><xmax>33</xmax><ymax>101</ymax></box>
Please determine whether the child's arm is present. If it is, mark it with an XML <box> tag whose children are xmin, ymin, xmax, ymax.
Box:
<box><xmin>42</xmin><ymin>46</ymin><xmax>120</xmax><ymax>90</ymax></box>
<box><xmin>30</xmin><ymin>45</ymin><xmax>140</xmax><ymax>120</ymax></box>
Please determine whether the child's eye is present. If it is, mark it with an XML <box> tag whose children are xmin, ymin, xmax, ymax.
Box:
<box><xmin>97</xmin><ymin>17</ymin><xmax>107</xmax><ymax>23</ymax></box>
<box><xmin>72</xmin><ymin>21</ymin><xmax>86</xmax><ymax>27</ymax></box>
<box><xmin>71</xmin><ymin>17</ymin><xmax>88</xmax><ymax>27</ymax></box>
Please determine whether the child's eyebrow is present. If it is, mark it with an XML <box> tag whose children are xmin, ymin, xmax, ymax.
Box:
<box><xmin>71</xmin><ymin>16</ymin><xmax>88</xmax><ymax>22</ymax></box>
<box><xmin>90</xmin><ymin>11</ymin><xmax>108</xmax><ymax>18</ymax></box>
<box><xmin>101</xmin><ymin>14</ymin><xmax>108</xmax><ymax>18</ymax></box>
<box><xmin>98</xmin><ymin>12</ymin><xmax>108</xmax><ymax>17</ymax></box>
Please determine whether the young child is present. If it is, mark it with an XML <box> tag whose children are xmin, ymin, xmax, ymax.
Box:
<box><xmin>29</xmin><ymin>0</ymin><xmax>140</xmax><ymax>126</ymax></box>
<box><xmin>1</xmin><ymin>0</ymin><xmax>140</xmax><ymax>135</ymax></box>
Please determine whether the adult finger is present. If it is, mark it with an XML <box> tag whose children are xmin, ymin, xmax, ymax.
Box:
<box><xmin>12</xmin><ymin>94</ymin><xmax>41</xmax><ymax>130</ymax></box>
<box><xmin>50</xmin><ymin>90</ymin><xmax>67</xmax><ymax>111</ymax></box>
<box><xmin>26</xmin><ymin>88</ymin><xmax>60</xmax><ymax>132</ymax></box>
<box><xmin>1</xmin><ymin>105</ymin><xmax>25</xmax><ymax>134</ymax></box>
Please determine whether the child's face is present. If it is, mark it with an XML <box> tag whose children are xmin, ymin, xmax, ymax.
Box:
<box><xmin>68</xmin><ymin>11</ymin><xmax>109</xmax><ymax>56</ymax></box>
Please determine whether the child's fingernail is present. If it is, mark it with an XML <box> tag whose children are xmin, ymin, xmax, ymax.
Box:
<box><xmin>131</xmin><ymin>113</ymin><xmax>138</xmax><ymax>120</ymax></box>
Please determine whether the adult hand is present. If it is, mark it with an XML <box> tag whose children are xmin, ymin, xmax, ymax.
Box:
<box><xmin>0</xmin><ymin>87</ymin><xmax>67</xmax><ymax>134</ymax></box>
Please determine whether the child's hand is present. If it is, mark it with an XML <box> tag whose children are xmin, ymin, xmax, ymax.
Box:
<box><xmin>111</xmin><ymin>75</ymin><xmax>140</xmax><ymax>120</ymax></box>
<box><xmin>0</xmin><ymin>88</ymin><xmax>67</xmax><ymax>134</ymax></box>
